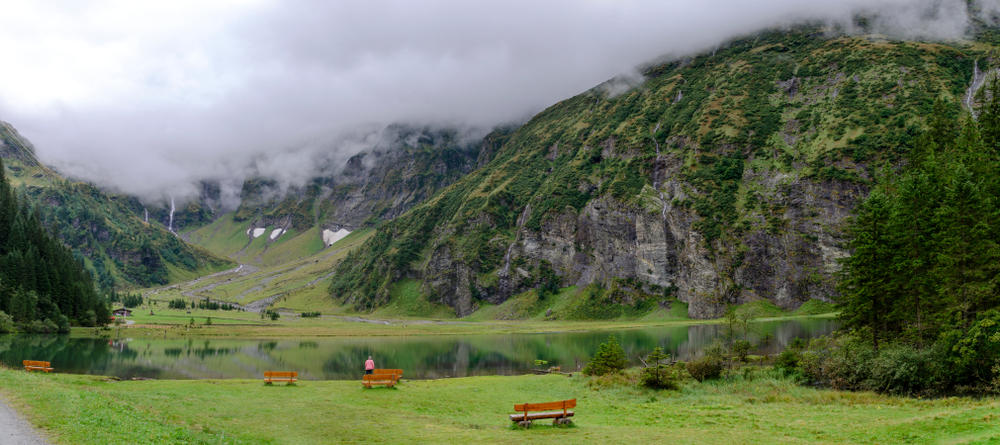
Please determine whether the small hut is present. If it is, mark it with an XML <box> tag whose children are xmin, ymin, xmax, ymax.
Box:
<box><xmin>111</xmin><ymin>308</ymin><xmax>132</xmax><ymax>318</ymax></box>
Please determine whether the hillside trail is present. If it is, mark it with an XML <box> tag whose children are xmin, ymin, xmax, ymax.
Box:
<box><xmin>0</xmin><ymin>395</ymin><xmax>50</xmax><ymax>445</ymax></box>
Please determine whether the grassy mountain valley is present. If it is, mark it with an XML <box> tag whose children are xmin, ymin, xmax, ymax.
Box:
<box><xmin>6</xmin><ymin>6</ymin><xmax>1000</xmax><ymax>443</ymax></box>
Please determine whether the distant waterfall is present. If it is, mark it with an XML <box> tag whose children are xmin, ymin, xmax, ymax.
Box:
<box><xmin>168</xmin><ymin>196</ymin><xmax>176</xmax><ymax>233</ymax></box>
<box><xmin>144</xmin><ymin>208</ymin><xmax>149</xmax><ymax>224</ymax></box>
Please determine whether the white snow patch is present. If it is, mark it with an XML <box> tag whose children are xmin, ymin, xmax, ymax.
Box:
<box><xmin>323</xmin><ymin>228</ymin><xmax>351</xmax><ymax>246</ymax></box>
<box><xmin>246</xmin><ymin>227</ymin><xmax>252</xmax><ymax>236</ymax></box>
<box><xmin>270</xmin><ymin>228</ymin><xmax>284</xmax><ymax>240</ymax></box>
<box><xmin>252</xmin><ymin>228</ymin><xmax>267</xmax><ymax>238</ymax></box>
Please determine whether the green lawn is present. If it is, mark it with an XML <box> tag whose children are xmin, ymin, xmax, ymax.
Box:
<box><xmin>1</xmin><ymin>369</ymin><xmax>998</xmax><ymax>444</ymax></box>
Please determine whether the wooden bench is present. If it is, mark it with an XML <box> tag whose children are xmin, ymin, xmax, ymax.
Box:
<box><xmin>363</xmin><ymin>372</ymin><xmax>399</xmax><ymax>388</ymax></box>
<box><xmin>509</xmin><ymin>399</ymin><xmax>576</xmax><ymax>427</ymax></box>
<box><xmin>264</xmin><ymin>371</ymin><xmax>298</xmax><ymax>385</ymax></box>
<box><xmin>374</xmin><ymin>369</ymin><xmax>403</xmax><ymax>382</ymax></box>
<box><xmin>23</xmin><ymin>360</ymin><xmax>53</xmax><ymax>372</ymax></box>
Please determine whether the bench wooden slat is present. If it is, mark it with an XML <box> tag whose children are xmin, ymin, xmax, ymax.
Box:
<box><xmin>510</xmin><ymin>399</ymin><xmax>576</xmax><ymax>425</ymax></box>
<box><xmin>22</xmin><ymin>360</ymin><xmax>53</xmax><ymax>372</ymax></box>
<box><xmin>263</xmin><ymin>371</ymin><xmax>298</xmax><ymax>384</ymax></box>
<box><xmin>513</xmin><ymin>399</ymin><xmax>576</xmax><ymax>411</ymax></box>
<box><xmin>509</xmin><ymin>410</ymin><xmax>575</xmax><ymax>421</ymax></box>
<box><xmin>362</xmin><ymin>372</ymin><xmax>400</xmax><ymax>388</ymax></box>
<box><xmin>373</xmin><ymin>369</ymin><xmax>403</xmax><ymax>379</ymax></box>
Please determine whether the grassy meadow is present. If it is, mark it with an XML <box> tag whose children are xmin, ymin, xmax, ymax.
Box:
<box><xmin>1</xmin><ymin>368</ymin><xmax>998</xmax><ymax>444</ymax></box>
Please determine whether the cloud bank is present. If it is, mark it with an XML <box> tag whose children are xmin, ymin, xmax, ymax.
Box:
<box><xmin>0</xmin><ymin>0</ymin><xmax>996</xmax><ymax>203</ymax></box>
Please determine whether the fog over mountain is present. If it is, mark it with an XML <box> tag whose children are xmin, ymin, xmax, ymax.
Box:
<box><xmin>0</xmin><ymin>0</ymin><xmax>996</xmax><ymax>204</ymax></box>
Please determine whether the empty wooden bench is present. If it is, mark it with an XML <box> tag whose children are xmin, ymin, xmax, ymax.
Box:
<box><xmin>23</xmin><ymin>360</ymin><xmax>53</xmax><ymax>372</ymax></box>
<box><xmin>363</xmin><ymin>372</ymin><xmax>399</xmax><ymax>388</ymax></box>
<box><xmin>264</xmin><ymin>371</ymin><xmax>298</xmax><ymax>385</ymax></box>
<box><xmin>374</xmin><ymin>369</ymin><xmax>403</xmax><ymax>382</ymax></box>
<box><xmin>509</xmin><ymin>399</ymin><xmax>576</xmax><ymax>427</ymax></box>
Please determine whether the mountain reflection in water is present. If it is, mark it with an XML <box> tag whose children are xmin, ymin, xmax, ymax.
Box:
<box><xmin>0</xmin><ymin>318</ymin><xmax>836</xmax><ymax>380</ymax></box>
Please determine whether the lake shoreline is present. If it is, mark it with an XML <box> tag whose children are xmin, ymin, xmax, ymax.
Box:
<box><xmin>74</xmin><ymin>312</ymin><xmax>839</xmax><ymax>340</ymax></box>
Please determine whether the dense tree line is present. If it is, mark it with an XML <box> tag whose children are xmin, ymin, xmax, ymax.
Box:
<box><xmin>840</xmin><ymin>91</ymin><xmax>1000</xmax><ymax>344</ymax></box>
<box><xmin>0</xmin><ymin>158</ymin><xmax>108</xmax><ymax>332</ymax></box>
<box><xmin>824</xmin><ymin>85</ymin><xmax>1000</xmax><ymax>394</ymax></box>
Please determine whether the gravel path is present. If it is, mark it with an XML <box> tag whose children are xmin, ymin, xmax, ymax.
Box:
<box><xmin>0</xmin><ymin>396</ymin><xmax>49</xmax><ymax>445</ymax></box>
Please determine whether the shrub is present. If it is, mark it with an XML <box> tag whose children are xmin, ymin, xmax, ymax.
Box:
<box><xmin>81</xmin><ymin>310</ymin><xmax>97</xmax><ymax>327</ymax></box>
<box><xmin>640</xmin><ymin>347</ymin><xmax>679</xmax><ymax>389</ymax></box>
<box><xmin>687</xmin><ymin>355</ymin><xmax>723</xmax><ymax>382</ymax></box>
<box><xmin>261</xmin><ymin>309</ymin><xmax>280</xmax><ymax>321</ymax></box>
<box><xmin>168</xmin><ymin>299</ymin><xmax>187</xmax><ymax>309</ymax></box>
<box><xmin>24</xmin><ymin>318</ymin><xmax>59</xmax><ymax>334</ymax></box>
<box><xmin>583</xmin><ymin>336</ymin><xmax>627</xmax><ymax>376</ymax></box>
<box><xmin>864</xmin><ymin>344</ymin><xmax>936</xmax><ymax>395</ymax></box>
<box><xmin>56</xmin><ymin>314</ymin><xmax>70</xmax><ymax>334</ymax></box>
<box><xmin>300</xmin><ymin>311</ymin><xmax>321</xmax><ymax>318</ymax></box>
<box><xmin>774</xmin><ymin>348</ymin><xmax>801</xmax><ymax>376</ymax></box>
<box><xmin>731</xmin><ymin>339</ymin><xmax>753</xmax><ymax>363</ymax></box>
<box><xmin>0</xmin><ymin>311</ymin><xmax>13</xmax><ymax>333</ymax></box>
<box><xmin>936</xmin><ymin>310</ymin><xmax>1000</xmax><ymax>392</ymax></box>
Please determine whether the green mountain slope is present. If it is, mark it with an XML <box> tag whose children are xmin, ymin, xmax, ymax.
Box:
<box><xmin>0</xmin><ymin>122</ymin><xmax>233</xmax><ymax>290</ymax></box>
<box><xmin>176</xmin><ymin>125</ymin><xmax>509</xmax><ymax>270</ymax></box>
<box><xmin>0</xmin><ymin>156</ymin><xmax>108</xmax><ymax>331</ymax></box>
<box><xmin>331</xmin><ymin>27</ymin><xmax>995</xmax><ymax>318</ymax></box>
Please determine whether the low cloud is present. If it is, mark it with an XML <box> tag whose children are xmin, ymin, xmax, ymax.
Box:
<box><xmin>0</xmin><ymin>0</ymin><xmax>996</xmax><ymax>203</ymax></box>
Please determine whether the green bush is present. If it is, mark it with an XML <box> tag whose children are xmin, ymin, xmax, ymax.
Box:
<box><xmin>640</xmin><ymin>347</ymin><xmax>679</xmax><ymax>389</ymax></box>
<box><xmin>0</xmin><ymin>311</ymin><xmax>13</xmax><ymax>333</ymax></box>
<box><xmin>936</xmin><ymin>310</ymin><xmax>1000</xmax><ymax>391</ymax></box>
<box><xmin>864</xmin><ymin>344</ymin><xmax>936</xmax><ymax>395</ymax></box>
<box><xmin>583</xmin><ymin>336</ymin><xmax>627</xmax><ymax>376</ymax></box>
<box><xmin>731</xmin><ymin>339</ymin><xmax>752</xmax><ymax>363</ymax></box>
<box><xmin>686</xmin><ymin>355</ymin><xmax>723</xmax><ymax>382</ymax></box>
<box><xmin>24</xmin><ymin>318</ymin><xmax>59</xmax><ymax>334</ymax></box>
<box><xmin>774</xmin><ymin>349</ymin><xmax>801</xmax><ymax>376</ymax></box>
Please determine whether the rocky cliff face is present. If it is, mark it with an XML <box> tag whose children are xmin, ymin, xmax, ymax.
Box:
<box><xmin>332</xmin><ymin>28</ymin><xmax>986</xmax><ymax>318</ymax></box>
<box><xmin>186</xmin><ymin>125</ymin><xmax>511</xmax><ymax>237</ymax></box>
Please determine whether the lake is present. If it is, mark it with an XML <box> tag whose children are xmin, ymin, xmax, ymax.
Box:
<box><xmin>0</xmin><ymin>318</ymin><xmax>836</xmax><ymax>380</ymax></box>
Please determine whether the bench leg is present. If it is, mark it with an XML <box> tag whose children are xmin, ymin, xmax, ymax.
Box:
<box><xmin>554</xmin><ymin>417</ymin><xmax>572</xmax><ymax>426</ymax></box>
<box><xmin>517</xmin><ymin>420</ymin><xmax>532</xmax><ymax>428</ymax></box>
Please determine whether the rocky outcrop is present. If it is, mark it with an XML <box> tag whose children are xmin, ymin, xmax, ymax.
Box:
<box><xmin>430</xmin><ymin>157</ymin><xmax>863</xmax><ymax>319</ymax></box>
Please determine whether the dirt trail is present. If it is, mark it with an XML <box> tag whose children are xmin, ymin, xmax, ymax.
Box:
<box><xmin>0</xmin><ymin>395</ymin><xmax>50</xmax><ymax>445</ymax></box>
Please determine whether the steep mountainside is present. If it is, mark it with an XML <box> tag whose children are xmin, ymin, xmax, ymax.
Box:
<box><xmin>331</xmin><ymin>28</ymin><xmax>995</xmax><ymax>318</ymax></box>
<box><xmin>180</xmin><ymin>125</ymin><xmax>511</xmax><ymax>265</ymax></box>
<box><xmin>0</xmin><ymin>155</ymin><xmax>108</xmax><ymax>331</ymax></box>
<box><xmin>0</xmin><ymin>122</ymin><xmax>233</xmax><ymax>290</ymax></box>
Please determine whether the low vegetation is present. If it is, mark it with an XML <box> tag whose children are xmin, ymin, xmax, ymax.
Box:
<box><xmin>2</xmin><ymin>368</ymin><xmax>998</xmax><ymax>444</ymax></box>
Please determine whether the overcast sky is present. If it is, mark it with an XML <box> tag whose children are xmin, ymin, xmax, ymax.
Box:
<box><xmin>0</xmin><ymin>0</ymin><xmax>996</xmax><ymax>203</ymax></box>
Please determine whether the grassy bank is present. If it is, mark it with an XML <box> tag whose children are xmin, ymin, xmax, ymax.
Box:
<box><xmin>81</xmin><ymin>310</ymin><xmax>837</xmax><ymax>339</ymax></box>
<box><xmin>1</xmin><ymin>369</ymin><xmax>998</xmax><ymax>444</ymax></box>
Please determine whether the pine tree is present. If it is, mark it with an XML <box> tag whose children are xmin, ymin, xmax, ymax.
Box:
<box><xmin>839</xmin><ymin>189</ymin><xmax>896</xmax><ymax>349</ymax></box>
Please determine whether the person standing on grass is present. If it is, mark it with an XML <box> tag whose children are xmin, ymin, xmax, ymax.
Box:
<box><xmin>365</xmin><ymin>355</ymin><xmax>375</xmax><ymax>375</ymax></box>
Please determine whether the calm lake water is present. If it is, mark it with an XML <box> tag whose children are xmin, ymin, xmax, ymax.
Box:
<box><xmin>0</xmin><ymin>319</ymin><xmax>836</xmax><ymax>380</ymax></box>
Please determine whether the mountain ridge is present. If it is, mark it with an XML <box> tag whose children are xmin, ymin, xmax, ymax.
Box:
<box><xmin>329</xmin><ymin>27</ymin><xmax>992</xmax><ymax>319</ymax></box>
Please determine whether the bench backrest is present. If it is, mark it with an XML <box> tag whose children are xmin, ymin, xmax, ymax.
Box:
<box><xmin>374</xmin><ymin>369</ymin><xmax>402</xmax><ymax>377</ymax></box>
<box><xmin>363</xmin><ymin>373</ymin><xmax>398</xmax><ymax>381</ymax></box>
<box><xmin>23</xmin><ymin>360</ymin><xmax>51</xmax><ymax>367</ymax></box>
<box><xmin>514</xmin><ymin>399</ymin><xmax>576</xmax><ymax>412</ymax></box>
<box><xmin>264</xmin><ymin>371</ymin><xmax>298</xmax><ymax>378</ymax></box>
